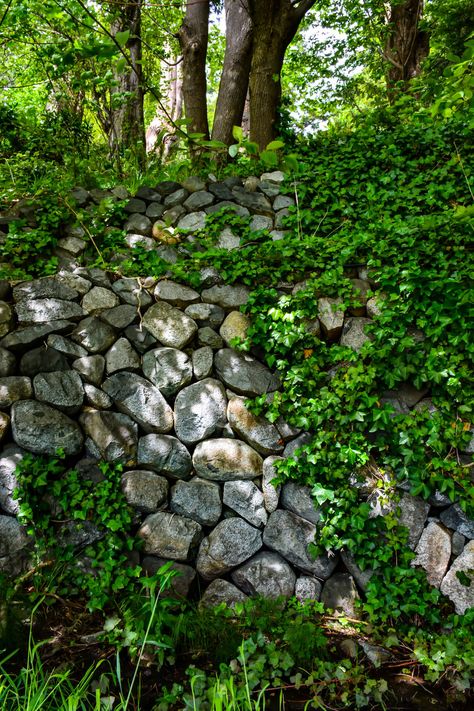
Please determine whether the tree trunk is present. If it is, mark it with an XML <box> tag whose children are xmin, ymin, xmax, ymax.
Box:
<box><xmin>384</xmin><ymin>0</ymin><xmax>429</xmax><ymax>96</ymax></box>
<box><xmin>146</xmin><ymin>55</ymin><xmax>183</xmax><ymax>160</ymax></box>
<box><xmin>109</xmin><ymin>0</ymin><xmax>145</xmax><ymax>169</ymax></box>
<box><xmin>179</xmin><ymin>0</ymin><xmax>210</xmax><ymax>140</ymax></box>
<box><xmin>212</xmin><ymin>0</ymin><xmax>253</xmax><ymax>146</ymax></box>
<box><xmin>248</xmin><ymin>0</ymin><xmax>316</xmax><ymax>151</ymax></box>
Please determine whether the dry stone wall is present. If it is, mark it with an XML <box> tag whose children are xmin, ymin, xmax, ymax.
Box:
<box><xmin>0</xmin><ymin>171</ymin><xmax>473</xmax><ymax>615</ymax></box>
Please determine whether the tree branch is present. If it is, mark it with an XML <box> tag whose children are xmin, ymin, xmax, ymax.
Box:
<box><xmin>292</xmin><ymin>0</ymin><xmax>317</xmax><ymax>21</ymax></box>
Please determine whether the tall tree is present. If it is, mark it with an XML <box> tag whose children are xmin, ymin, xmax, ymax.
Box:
<box><xmin>384</xmin><ymin>0</ymin><xmax>429</xmax><ymax>94</ymax></box>
<box><xmin>248</xmin><ymin>0</ymin><xmax>316</xmax><ymax>149</ymax></box>
<box><xmin>179</xmin><ymin>0</ymin><xmax>210</xmax><ymax>140</ymax></box>
<box><xmin>211</xmin><ymin>0</ymin><xmax>253</xmax><ymax>146</ymax></box>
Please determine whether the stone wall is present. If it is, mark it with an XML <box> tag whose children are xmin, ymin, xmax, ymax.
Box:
<box><xmin>0</xmin><ymin>172</ymin><xmax>473</xmax><ymax>615</ymax></box>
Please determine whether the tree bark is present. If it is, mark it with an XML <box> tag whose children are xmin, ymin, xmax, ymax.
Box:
<box><xmin>248</xmin><ymin>0</ymin><xmax>316</xmax><ymax>151</ymax></box>
<box><xmin>146</xmin><ymin>55</ymin><xmax>183</xmax><ymax>160</ymax></box>
<box><xmin>384</xmin><ymin>0</ymin><xmax>429</xmax><ymax>96</ymax></box>
<box><xmin>212</xmin><ymin>0</ymin><xmax>253</xmax><ymax>146</ymax></box>
<box><xmin>179</xmin><ymin>0</ymin><xmax>210</xmax><ymax>140</ymax></box>
<box><xmin>109</xmin><ymin>0</ymin><xmax>145</xmax><ymax>169</ymax></box>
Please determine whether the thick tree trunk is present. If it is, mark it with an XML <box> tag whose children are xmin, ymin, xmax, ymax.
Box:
<box><xmin>384</xmin><ymin>0</ymin><xmax>429</xmax><ymax>95</ymax></box>
<box><xmin>248</xmin><ymin>0</ymin><xmax>316</xmax><ymax>151</ymax></box>
<box><xmin>109</xmin><ymin>0</ymin><xmax>145</xmax><ymax>169</ymax></box>
<box><xmin>179</xmin><ymin>0</ymin><xmax>210</xmax><ymax>140</ymax></box>
<box><xmin>212</xmin><ymin>0</ymin><xmax>253</xmax><ymax>146</ymax></box>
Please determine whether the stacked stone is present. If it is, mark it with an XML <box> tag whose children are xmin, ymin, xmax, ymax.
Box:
<box><xmin>0</xmin><ymin>192</ymin><xmax>473</xmax><ymax>614</ymax></box>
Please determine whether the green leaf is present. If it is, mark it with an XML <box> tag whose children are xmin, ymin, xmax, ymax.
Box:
<box><xmin>232</xmin><ymin>125</ymin><xmax>244</xmax><ymax>142</ymax></box>
<box><xmin>265</xmin><ymin>140</ymin><xmax>285</xmax><ymax>151</ymax></box>
<box><xmin>228</xmin><ymin>143</ymin><xmax>239</xmax><ymax>158</ymax></box>
<box><xmin>115</xmin><ymin>30</ymin><xmax>130</xmax><ymax>47</ymax></box>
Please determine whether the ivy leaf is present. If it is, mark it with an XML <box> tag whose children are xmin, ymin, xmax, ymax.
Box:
<box><xmin>115</xmin><ymin>30</ymin><xmax>130</xmax><ymax>47</ymax></box>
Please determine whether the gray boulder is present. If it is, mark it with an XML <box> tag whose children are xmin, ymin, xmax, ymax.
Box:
<box><xmin>440</xmin><ymin>541</ymin><xmax>474</xmax><ymax>614</ymax></box>
<box><xmin>102</xmin><ymin>372</ymin><xmax>174</xmax><ymax>433</ymax></box>
<box><xmin>124</xmin><ymin>213</ymin><xmax>152</xmax><ymax>235</ymax></box>
<box><xmin>318</xmin><ymin>298</ymin><xmax>344</xmax><ymax>340</ymax></box>
<box><xmin>142</xmin><ymin>347</ymin><xmax>192</xmax><ymax>397</ymax></box>
<box><xmin>262</xmin><ymin>456</ymin><xmax>282</xmax><ymax>513</ymax></box>
<box><xmin>0</xmin><ymin>515</ymin><xmax>30</xmax><ymax>574</ymax></box>
<box><xmin>176</xmin><ymin>211</ymin><xmax>207</xmax><ymax>232</ymax></box>
<box><xmin>83</xmin><ymin>384</ymin><xmax>112</xmax><ymax>409</ymax></box>
<box><xmin>185</xmin><ymin>303</ymin><xmax>226</xmax><ymax>328</ymax></box>
<box><xmin>71</xmin><ymin>317</ymin><xmax>117</xmax><ymax>353</ymax></box>
<box><xmin>227</xmin><ymin>397</ymin><xmax>283</xmax><ymax>455</ymax></box>
<box><xmin>82</xmin><ymin>287</ymin><xmax>119</xmax><ymax>315</ymax></box>
<box><xmin>201</xmin><ymin>285</ymin><xmax>250</xmax><ymax>309</ymax></box>
<box><xmin>263</xmin><ymin>509</ymin><xmax>339</xmax><ymax>578</ymax></box>
<box><xmin>20</xmin><ymin>346</ymin><xmax>69</xmax><ymax>377</ymax></box>
<box><xmin>223</xmin><ymin>480</ymin><xmax>267</xmax><ymax>527</ymax></box>
<box><xmin>321</xmin><ymin>574</ymin><xmax>360</xmax><ymax>617</ymax></box>
<box><xmin>340</xmin><ymin>317</ymin><xmax>372</xmax><ymax>352</ymax></box>
<box><xmin>112</xmin><ymin>278</ymin><xmax>153</xmax><ymax>308</ymax></box>
<box><xmin>0</xmin><ymin>377</ymin><xmax>33</xmax><ymax>407</ymax></box>
<box><xmin>33</xmin><ymin>371</ymin><xmax>84</xmax><ymax>414</ymax></box>
<box><xmin>100</xmin><ymin>305</ymin><xmax>137</xmax><ymax>330</ymax></box>
<box><xmin>138</xmin><ymin>511</ymin><xmax>202</xmax><ymax>561</ymax></box>
<box><xmin>154</xmin><ymin>281</ymin><xmax>200</xmax><ymax>308</ymax></box>
<box><xmin>174</xmin><ymin>378</ymin><xmax>227</xmax><ymax>444</ymax></box>
<box><xmin>137</xmin><ymin>434</ymin><xmax>192</xmax><ymax>480</ymax></box>
<box><xmin>12</xmin><ymin>276</ymin><xmax>78</xmax><ymax>302</ymax></box>
<box><xmin>46</xmin><ymin>334</ymin><xmax>88</xmax><ymax>359</ymax></box>
<box><xmin>72</xmin><ymin>355</ymin><xmax>105</xmax><ymax>385</ymax></box>
<box><xmin>80</xmin><ymin>410</ymin><xmax>138</xmax><ymax>463</ymax></box>
<box><xmin>215</xmin><ymin>349</ymin><xmax>280</xmax><ymax>396</ymax></box>
<box><xmin>196</xmin><ymin>518</ymin><xmax>262</xmax><ymax>579</ymax></box>
<box><xmin>193</xmin><ymin>439</ymin><xmax>263</xmax><ymax>481</ymax></box>
<box><xmin>200</xmin><ymin>579</ymin><xmax>248</xmax><ymax>608</ymax></box>
<box><xmin>184</xmin><ymin>191</ymin><xmax>214</xmax><ymax>211</ymax></box>
<box><xmin>15</xmin><ymin>299</ymin><xmax>84</xmax><ymax>324</ymax></box>
<box><xmin>295</xmin><ymin>576</ymin><xmax>322</xmax><ymax>602</ymax></box>
<box><xmin>0</xmin><ymin>445</ymin><xmax>25</xmax><ymax>514</ymax></box>
<box><xmin>192</xmin><ymin>347</ymin><xmax>213</xmax><ymax>380</ymax></box>
<box><xmin>1</xmin><ymin>321</ymin><xmax>74</xmax><ymax>351</ymax></box>
<box><xmin>440</xmin><ymin>504</ymin><xmax>474</xmax><ymax>539</ymax></box>
<box><xmin>105</xmin><ymin>338</ymin><xmax>140</xmax><ymax>374</ymax></box>
<box><xmin>281</xmin><ymin>481</ymin><xmax>320</xmax><ymax>525</ymax></box>
<box><xmin>170</xmin><ymin>477</ymin><xmax>222</xmax><ymax>526</ymax></box>
<box><xmin>142</xmin><ymin>301</ymin><xmax>198</xmax><ymax>349</ymax></box>
<box><xmin>232</xmin><ymin>551</ymin><xmax>295</xmax><ymax>598</ymax></box>
<box><xmin>0</xmin><ymin>348</ymin><xmax>15</xmax><ymax>377</ymax></box>
<box><xmin>412</xmin><ymin>522</ymin><xmax>452</xmax><ymax>588</ymax></box>
<box><xmin>121</xmin><ymin>470</ymin><xmax>168</xmax><ymax>513</ymax></box>
<box><xmin>12</xmin><ymin>400</ymin><xmax>83</xmax><ymax>455</ymax></box>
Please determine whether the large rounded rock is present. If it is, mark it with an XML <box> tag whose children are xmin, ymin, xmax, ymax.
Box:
<box><xmin>154</xmin><ymin>281</ymin><xmax>200</xmax><ymax>308</ymax></box>
<box><xmin>138</xmin><ymin>512</ymin><xmax>202</xmax><ymax>561</ymax></box>
<box><xmin>137</xmin><ymin>434</ymin><xmax>192</xmax><ymax>480</ymax></box>
<box><xmin>412</xmin><ymin>521</ymin><xmax>451</xmax><ymax>588</ymax></box>
<box><xmin>142</xmin><ymin>347</ymin><xmax>192</xmax><ymax>397</ymax></box>
<box><xmin>170</xmin><ymin>477</ymin><xmax>222</xmax><ymax>526</ymax></box>
<box><xmin>263</xmin><ymin>509</ymin><xmax>339</xmax><ymax>578</ymax></box>
<box><xmin>121</xmin><ymin>470</ymin><xmax>168</xmax><ymax>514</ymax></box>
<box><xmin>196</xmin><ymin>518</ymin><xmax>262</xmax><ymax>580</ymax></box>
<box><xmin>174</xmin><ymin>379</ymin><xmax>227</xmax><ymax>444</ymax></box>
<box><xmin>231</xmin><ymin>552</ymin><xmax>296</xmax><ymax>598</ymax></box>
<box><xmin>72</xmin><ymin>355</ymin><xmax>105</xmax><ymax>385</ymax></box>
<box><xmin>105</xmin><ymin>338</ymin><xmax>140</xmax><ymax>375</ymax></box>
<box><xmin>80</xmin><ymin>410</ymin><xmax>138</xmax><ymax>463</ymax></box>
<box><xmin>280</xmin><ymin>481</ymin><xmax>320</xmax><ymax>525</ymax></box>
<box><xmin>227</xmin><ymin>397</ymin><xmax>283</xmax><ymax>455</ymax></box>
<box><xmin>12</xmin><ymin>276</ymin><xmax>79</xmax><ymax>302</ymax></box>
<box><xmin>193</xmin><ymin>439</ymin><xmax>263</xmax><ymax>481</ymax></box>
<box><xmin>321</xmin><ymin>573</ymin><xmax>360</xmax><ymax>617</ymax></box>
<box><xmin>219</xmin><ymin>311</ymin><xmax>250</xmax><ymax>346</ymax></box>
<box><xmin>214</xmin><ymin>349</ymin><xmax>280</xmax><ymax>396</ymax></box>
<box><xmin>11</xmin><ymin>400</ymin><xmax>83</xmax><ymax>455</ymax></box>
<box><xmin>201</xmin><ymin>285</ymin><xmax>250</xmax><ymax>309</ymax></box>
<box><xmin>142</xmin><ymin>301</ymin><xmax>197</xmax><ymax>349</ymax></box>
<box><xmin>102</xmin><ymin>373</ymin><xmax>174</xmax><ymax>433</ymax></box>
<box><xmin>33</xmin><ymin>371</ymin><xmax>84</xmax><ymax>414</ymax></box>
<box><xmin>71</xmin><ymin>317</ymin><xmax>117</xmax><ymax>353</ymax></box>
<box><xmin>82</xmin><ymin>287</ymin><xmax>119</xmax><ymax>315</ymax></box>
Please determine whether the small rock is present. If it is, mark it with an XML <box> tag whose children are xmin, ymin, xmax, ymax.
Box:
<box><xmin>215</xmin><ymin>348</ymin><xmax>280</xmax><ymax>396</ymax></box>
<box><xmin>71</xmin><ymin>317</ymin><xmax>117</xmax><ymax>353</ymax></box>
<box><xmin>261</xmin><ymin>171</ymin><xmax>285</xmax><ymax>184</ymax></box>
<box><xmin>0</xmin><ymin>445</ymin><xmax>25</xmax><ymax>514</ymax></box>
<box><xmin>219</xmin><ymin>312</ymin><xmax>250</xmax><ymax>346</ymax></box>
<box><xmin>82</xmin><ymin>287</ymin><xmax>119</xmax><ymax>315</ymax></box>
<box><xmin>12</xmin><ymin>277</ymin><xmax>78</xmax><ymax>302</ymax></box>
<box><xmin>1</xmin><ymin>322</ymin><xmax>75</xmax><ymax>351</ymax></box>
<box><xmin>440</xmin><ymin>504</ymin><xmax>474</xmax><ymax>540</ymax></box>
<box><xmin>164</xmin><ymin>188</ymin><xmax>189</xmax><ymax>207</ymax></box>
<box><xmin>283</xmin><ymin>432</ymin><xmax>313</xmax><ymax>459</ymax></box>
<box><xmin>124</xmin><ymin>324</ymin><xmax>157</xmax><ymax>353</ymax></box>
<box><xmin>184</xmin><ymin>191</ymin><xmax>214</xmax><ymax>211</ymax></box>
<box><xmin>217</xmin><ymin>228</ymin><xmax>240</xmax><ymax>250</ymax></box>
<box><xmin>20</xmin><ymin>346</ymin><xmax>69</xmax><ymax>377</ymax></box>
<box><xmin>185</xmin><ymin>303</ymin><xmax>226</xmax><ymax>328</ymax></box>
<box><xmin>273</xmin><ymin>195</ymin><xmax>294</xmax><ymax>210</ymax></box>
<box><xmin>340</xmin><ymin>551</ymin><xmax>374</xmax><ymax>591</ymax></box>
<box><xmin>182</xmin><ymin>176</ymin><xmax>207</xmax><ymax>192</ymax></box>
<box><xmin>281</xmin><ymin>481</ymin><xmax>320</xmax><ymax>524</ymax></box>
<box><xmin>154</xmin><ymin>281</ymin><xmax>200</xmax><ymax>308</ymax></box>
<box><xmin>46</xmin><ymin>334</ymin><xmax>87</xmax><ymax>359</ymax></box>
<box><xmin>83</xmin><ymin>384</ymin><xmax>112</xmax><ymax>409</ymax></box>
<box><xmin>250</xmin><ymin>215</ymin><xmax>273</xmax><ymax>232</ymax></box>
<box><xmin>206</xmin><ymin>201</ymin><xmax>250</xmax><ymax>218</ymax></box>
<box><xmin>232</xmin><ymin>551</ymin><xmax>295</xmax><ymax>598</ymax></box>
<box><xmin>124</xmin><ymin>213</ymin><xmax>152</xmax><ymax>236</ymax></box>
<box><xmin>318</xmin><ymin>298</ymin><xmax>345</xmax><ymax>341</ymax></box>
<box><xmin>340</xmin><ymin>317</ymin><xmax>372</xmax><ymax>352</ymax></box>
<box><xmin>192</xmin><ymin>347</ymin><xmax>213</xmax><ymax>380</ymax></box>
<box><xmin>112</xmin><ymin>278</ymin><xmax>153</xmax><ymax>308</ymax></box>
<box><xmin>124</xmin><ymin>198</ymin><xmax>146</xmax><ymax>214</ymax></box>
<box><xmin>33</xmin><ymin>371</ymin><xmax>84</xmax><ymax>414</ymax></box>
<box><xmin>262</xmin><ymin>456</ymin><xmax>282</xmax><ymax>513</ymax></box>
<box><xmin>0</xmin><ymin>348</ymin><xmax>15</xmax><ymax>377</ymax></box>
<box><xmin>295</xmin><ymin>576</ymin><xmax>322</xmax><ymax>602</ymax></box>
<box><xmin>100</xmin><ymin>304</ymin><xmax>137</xmax><ymax>330</ymax></box>
<box><xmin>227</xmin><ymin>397</ymin><xmax>283</xmax><ymax>456</ymax></box>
